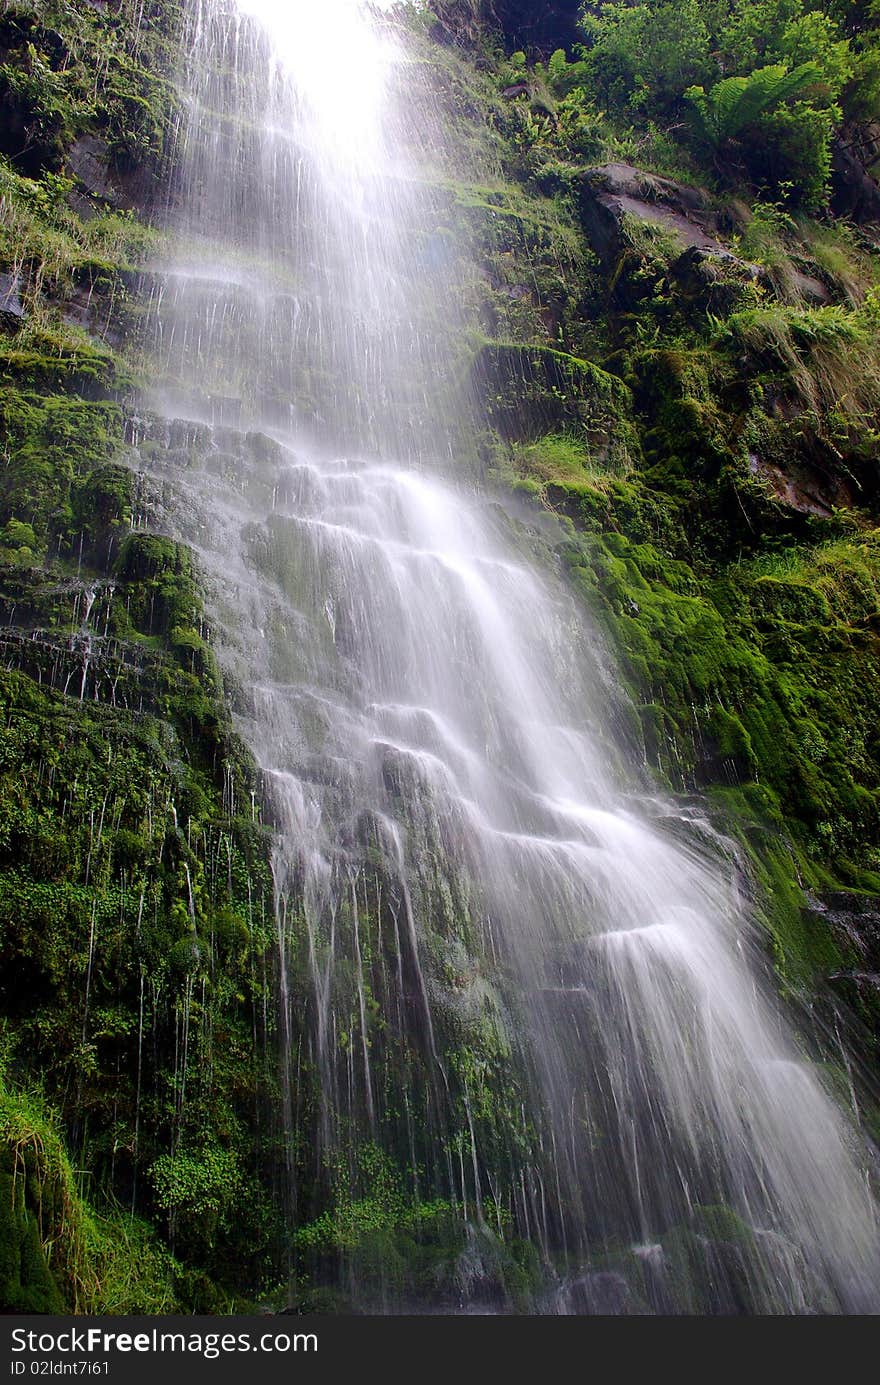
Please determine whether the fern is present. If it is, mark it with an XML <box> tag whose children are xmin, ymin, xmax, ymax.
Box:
<box><xmin>546</xmin><ymin>46</ymin><xmax>590</xmax><ymax>97</ymax></box>
<box><xmin>684</xmin><ymin>63</ymin><xmax>823</xmax><ymax>152</ymax></box>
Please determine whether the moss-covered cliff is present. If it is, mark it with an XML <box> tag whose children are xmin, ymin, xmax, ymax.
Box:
<box><xmin>0</xmin><ymin>0</ymin><xmax>280</xmax><ymax>1312</ymax></box>
<box><xmin>1</xmin><ymin>0</ymin><xmax>879</xmax><ymax>1312</ymax></box>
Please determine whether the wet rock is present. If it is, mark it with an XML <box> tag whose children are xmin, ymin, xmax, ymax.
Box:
<box><xmin>790</xmin><ymin>268</ymin><xmax>832</xmax><ymax>305</ymax></box>
<box><xmin>670</xmin><ymin>245</ymin><xmax>765</xmax><ymax>314</ymax></box>
<box><xmin>472</xmin><ymin>340</ymin><xmax>634</xmax><ymax>464</ymax></box>
<box><xmin>809</xmin><ymin>891</ymin><xmax>880</xmax><ymax>972</ymax></box>
<box><xmin>67</xmin><ymin>133</ymin><xmax>160</xmax><ymax>213</ymax></box>
<box><xmin>0</xmin><ymin>272</ymin><xmax>25</xmax><ymax>332</ymax></box>
<box><xmin>574</xmin><ymin>162</ymin><xmax>722</xmax><ymax>267</ymax></box>
<box><xmin>67</xmin><ymin>135</ymin><xmax>122</xmax><ymax>203</ymax></box>
<box><xmin>662</xmin><ymin>1228</ymin><xmax>763</xmax><ymax>1315</ymax></box>
<box><xmin>748</xmin><ymin>453</ymin><xmax>857</xmax><ymax>516</ymax></box>
<box><xmin>207</xmin><ymin>395</ymin><xmax>243</xmax><ymax>428</ymax></box>
<box><xmin>806</xmin><ymin>891</ymin><xmax>880</xmax><ymax>1048</ymax></box>
<box><xmin>832</xmin><ymin>131</ymin><xmax>880</xmax><ymax>225</ymax></box>
<box><xmin>557</xmin><ymin>1271</ymin><xmax>636</xmax><ymax>1315</ymax></box>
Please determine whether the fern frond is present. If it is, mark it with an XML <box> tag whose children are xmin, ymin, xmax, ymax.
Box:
<box><xmin>685</xmin><ymin>63</ymin><xmax>823</xmax><ymax>151</ymax></box>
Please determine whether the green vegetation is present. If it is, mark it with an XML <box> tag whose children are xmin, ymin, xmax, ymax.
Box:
<box><xmin>1</xmin><ymin>0</ymin><xmax>880</xmax><ymax>1312</ymax></box>
<box><xmin>0</xmin><ymin>0</ymin><xmax>284</xmax><ymax>1313</ymax></box>
<box><xmin>0</xmin><ymin>1051</ymin><xmax>179</xmax><ymax>1312</ymax></box>
<box><xmin>0</xmin><ymin>1</ymin><xmax>182</xmax><ymax>178</ymax></box>
<box><xmin>483</xmin><ymin>0</ymin><xmax>879</xmax><ymax>208</ymax></box>
<box><xmin>288</xmin><ymin>1145</ymin><xmax>540</xmax><ymax>1312</ymax></box>
<box><xmin>684</xmin><ymin>63</ymin><xmax>823</xmax><ymax>158</ymax></box>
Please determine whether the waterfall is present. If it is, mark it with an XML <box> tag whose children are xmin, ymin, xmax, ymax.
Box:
<box><xmin>137</xmin><ymin>0</ymin><xmax>880</xmax><ymax>1312</ymax></box>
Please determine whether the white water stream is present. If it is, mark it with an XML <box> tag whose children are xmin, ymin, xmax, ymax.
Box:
<box><xmin>137</xmin><ymin>0</ymin><xmax>880</xmax><ymax>1312</ymax></box>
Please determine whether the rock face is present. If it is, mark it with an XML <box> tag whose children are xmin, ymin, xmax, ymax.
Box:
<box><xmin>832</xmin><ymin>129</ymin><xmax>880</xmax><ymax>224</ymax></box>
<box><xmin>67</xmin><ymin>133</ymin><xmax>161</xmax><ymax>212</ymax></box>
<box><xmin>572</xmin><ymin>165</ymin><xmax>777</xmax><ymax>315</ymax></box>
<box><xmin>811</xmin><ymin>892</ymin><xmax>880</xmax><ymax>1041</ymax></box>
<box><xmin>748</xmin><ymin>454</ymin><xmax>857</xmax><ymax>516</ymax></box>
<box><xmin>1</xmin><ymin>0</ymin><xmax>879</xmax><ymax>1317</ymax></box>
<box><xmin>575</xmin><ymin>163</ymin><xmax>723</xmax><ymax>264</ymax></box>
<box><xmin>670</xmin><ymin>245</ymin><xmax>765</xmax><ymax>314</ymax></box>
<box><xmin>789</xmin><ymin>268</ymin><xmax>832</xmax><ymax>304</ymax></box>
<box><xmin>473</xmin><ymin>340</ymin><xmax>635</xmax><ymax>464</ymax></box>
<box><xmin>575</xmin><ymin>165</ymin><xmax>832</xmax><ymax>312</ymax></box>
<box><xmin>0</xmin><ymin>1</ymin><xmax>282</xmax><ymax>1315</ymax></box>
<box><xmin>67</xmin><ymin>134</ymin><xmax>120</xmax><ymax>203</ymax></box>
<box><xmin>0</xmin><ymin>273</ymin><xmax>24</xmax><ymax>332</ymax></box>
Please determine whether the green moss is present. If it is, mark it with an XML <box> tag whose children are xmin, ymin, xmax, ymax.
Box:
<box><xmin>1</xmin><ymin>0</ymin><xmax>879</xmax><ymax>1311</ymax></box>
<box><xmin>0</xmin><ymin>655</ymin><xmax>281</xmax><ymax>1302</ymax></box>
<box><xmin>0</xmin><ymin>387</ymin><xmax>123</xmax><ymax>544</ymax></box>
<box><xmin>289</xmin><ymin>1143</ymin><xmax>540</xmax><ymax>1311</ymax></box>
<box><xmin>115</xmin><ymin>534</ymin><xmax>200</xmax><ymax>636</ymax></box>
<box><xmin>0</xmin><ymin>1052</ymin><xmax>179</xmax><ymax>1312</ymax></box>
<box><xmin>0</xmin><ymin>1154</ymin><xmax>65</xmax><ymax>1312</ymax></box>
<box><xmin>661</xmin><ymin>1210</ymin><xmax>762</xmax><ymax>1315</ymax></box>
<box><xmin>563</xmin><ymin>526</ymin><xmax>880</xmax><ymax>868</ymax></box>
<box><xmin>0</xmin><ymin>2</ymin><xmax>182</xmax><ymax>180</ymax></box>
<box><xmin>71</xmin><ymin>462</ymin><xmax>132</xmax><ymax>561</ymax></box>
<box><xmin>474</xmin><ymin>340</ymin><xmax>637</xmax><ymax>468</ymax></box>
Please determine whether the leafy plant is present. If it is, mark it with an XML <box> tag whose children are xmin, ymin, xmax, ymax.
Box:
<box><xmin>684</xmin><ymin>62</ymin><xmax>822</xmax><ymax>153</ymax></box>
<box><xmin>150</xmin><ymin>1146</ymin><xmax>243</xmax><ymax>1220</ymax></box>
<box><xmin>580</xmin><ymin>0</ymin><xmax>718</xmax><ymax>115</ymax></box>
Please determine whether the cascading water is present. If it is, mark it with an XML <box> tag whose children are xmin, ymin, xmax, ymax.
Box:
<box><xmin>136</xmin><ymin>0</ymin><xmax>880</xmax><ymax>1312</ymax></box>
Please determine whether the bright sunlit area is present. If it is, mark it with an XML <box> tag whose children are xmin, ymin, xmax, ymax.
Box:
<box><xmin>234</xmin><ymin>0</ymin><xmax>402</xmax><ymax>157</ymax></box>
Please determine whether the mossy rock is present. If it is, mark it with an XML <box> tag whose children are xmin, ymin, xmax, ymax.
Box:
<box><xmin>474</xmin><ymin>341</ymin><xmax>636</xmax><ymax>467</ymax></box>
<box><xmin>0</xmin><ymin>1157</ymin><xmax>64</xmax><ymax>1312</ymax></box>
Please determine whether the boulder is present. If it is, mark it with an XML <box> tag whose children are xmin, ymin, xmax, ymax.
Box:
<box><xmin>575</xmin><ymin>163</ymin><xmax>722</xmax><ymax>266</ymax></box>
<box><xmin>790</xmin><ymin>268</ymin><xmax>832</xmax><ymax>305</ymax></box>
<box><xmin>670</xmin><ymin>245</ymin><xmax>765</xmax><ymax>314</ymax></box>
<box><xmin>472</xmin><ymin>340</ymin><xmax>635</xmax><ymax>466</ymax></box>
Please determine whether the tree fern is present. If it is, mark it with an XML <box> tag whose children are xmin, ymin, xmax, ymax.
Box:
<box><xmin>685</xmin><ymin>63</ymin><xmax>823</xmax><ymax>152</ymax></box>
